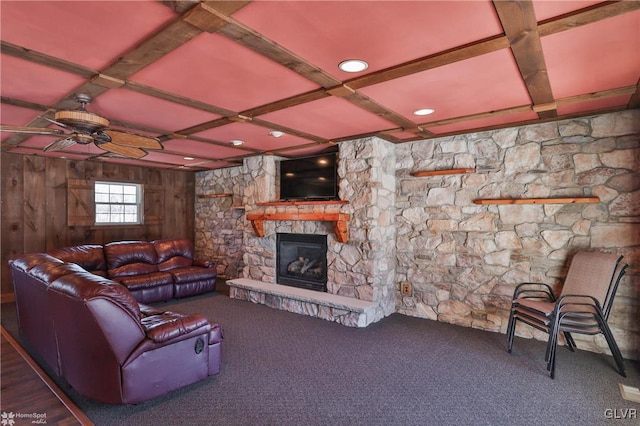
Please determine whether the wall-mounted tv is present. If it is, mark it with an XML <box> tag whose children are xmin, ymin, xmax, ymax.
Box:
<box><xmin>279</xmin><ymin>152</ymin><xmax>338</xmax><ymax>201</ymax></box>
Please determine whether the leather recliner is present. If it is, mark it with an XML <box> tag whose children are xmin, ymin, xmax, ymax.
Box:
<box><xmin>9</xmin><ymin>241</ymin><xmax>223</xmax><ymax>404</ymax></box>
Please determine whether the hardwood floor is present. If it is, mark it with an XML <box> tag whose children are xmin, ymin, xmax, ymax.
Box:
<box><xmin>0</xmin><ymin>326</ymin><xmax>93</xmax><ymax>425</ymax></box>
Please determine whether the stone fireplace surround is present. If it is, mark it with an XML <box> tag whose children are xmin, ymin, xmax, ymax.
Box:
<box><xmin>227</xmin><ymin>138</ymin><xmax>397</xmax><ymax>327</ymax></box>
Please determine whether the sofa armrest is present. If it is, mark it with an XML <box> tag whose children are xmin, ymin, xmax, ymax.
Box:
<box><xmin>192</xmin><ymin>259</ymin><xmax>213</xmax><ymax>268</ymax></box>
<box><xmin>142</xmin><ymin>312</ymin><xmax>211</xmax><ymax>343</ymax></box>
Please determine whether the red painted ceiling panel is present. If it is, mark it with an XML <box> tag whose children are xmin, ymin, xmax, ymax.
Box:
<box><xmin>129</xmin><ymin>32</ymin><xmax>319</xmax><ymax>112</ymax></box>
<box><xmin>233</xmin><ymin>1</ymin><xmax>503</xmax><ymax>79</ymax></box>
<box><xmin>259</xmin><ymin>97</ymin><xmax>397</xmax><ymax>140</ymax></box>
<box><xmin>541</xmin><ymin>11</ymin><xmax>640</xmax><ymax>99</ymax></box>
<box><xmin>0</xmin><ymin>1</ymin><xmax>176</xmax><ymax>70</ymax></box>
<box><xmin>193</xmin><ymin>122</ymin><xmax>316</xmax><ymax>152</ymax></box>
<box><xmin>557</xmin><ymin>95</ymin><xmax>631</xmax><ymax>116</ymax></box>
<box><xmin>532</xmin><ymin>0</ymin><xmax>605</xmax><ymax>21</ymax></box>
<box><xmin>276</xmin><ymin>145</ymin><xmax>337</xmax><ymax>158</ymax></box>
<box><xmin>1</xmin><ymin>104</ymin><xmax>43</xmax><ymax>141</ymax></box>
<box><xmin>162</xmin><ymin>139</ymin><xmax>249</xmax><ymax>160</ymax></box>
<box><xmin>91</xmin><ymin>88</ymin><xmax>220</xmax><ymax>134</ymax></box>
<box><xmin>360</xmin><ymin>49</ymin><xmax>531</xmax><ymax>121</ymax></box>
<box><xmin>428</xmin><ymin>110</ymin><xmax>539</xmax><ymax>135</ymax></box>
<box><xmin>0</xmin><ymin>55</ymin><xmax>87</xmax><ymax>105</ymax></box>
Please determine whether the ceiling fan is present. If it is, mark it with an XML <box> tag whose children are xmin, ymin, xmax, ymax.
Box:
<box><xmin>0</xmin><ymin>94</ymin><xmax>163</xmax><ymax>159</ymax></box>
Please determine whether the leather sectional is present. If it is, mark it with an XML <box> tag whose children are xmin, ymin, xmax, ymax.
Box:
<box><xmin>8</xmin><ymin>239</ymin><xmax>222</xmax><ymax>404</ymax></box>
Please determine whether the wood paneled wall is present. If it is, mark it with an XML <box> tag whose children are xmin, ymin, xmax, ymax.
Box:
<box><xmin>1</xmin><ymin>153</ymin><xmax>195</xmax><ymax>296</ymax></box>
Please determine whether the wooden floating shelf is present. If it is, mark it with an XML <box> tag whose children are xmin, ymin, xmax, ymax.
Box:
<box><xmin>411</xmin><ymin>168</ymin><xmax>475</xmax><ymax>177</ymax></box>
<box><xmin>256</xmin><ymin>200</ymin><xmax>349</xmax><ymax>207</ymax></box>
<box><xmin>473</xmin><ymin>197</ymin><xmax>599</xmax><ymax>205</ymax></box>
<box><xmin>246</xmin><ymin>212</ymin><xmax>351</xmax><ymax>243</ymax></box>
<box><xmin>198</xmin><ymin>193</ymin><xmax>233</xmax><ymax>199</ymax></box>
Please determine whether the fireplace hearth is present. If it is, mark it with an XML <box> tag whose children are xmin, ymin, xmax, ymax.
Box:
<box><xmin>276</xmin><ymin>233</ymin><xmax>327</xmax><ymax>292</ymax></box>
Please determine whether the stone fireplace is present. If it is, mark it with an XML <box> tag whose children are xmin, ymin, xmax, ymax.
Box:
<box><xmin>225</xmin><ymin>138</ymin><xmax>398</xmax><ymax>327</ymax></box>
<box><xmin>276</xmin><ymin>233</ymin><xmax>327</xmax><ymax>292</ymax></box>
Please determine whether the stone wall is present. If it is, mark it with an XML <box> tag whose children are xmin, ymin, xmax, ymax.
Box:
<box><xmin>395</xmin><ymin>110</ymin><xmax>639</xmax><ymax>359</ymax></box>
<box><xmin>194</xmin><ymin>167</ymin><xmax>245</xmax><ymax>278</ymax></box>
<box><xmin>194</xmin><ymin>110</ymin><xmax>639</xmax><ymax>358</ymax></box>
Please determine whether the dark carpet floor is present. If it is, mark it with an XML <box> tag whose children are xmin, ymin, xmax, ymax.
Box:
<box><xmin>2</xmin><ymin>292</ymin><xmax>639</xmax><ymax>425</ymax></box>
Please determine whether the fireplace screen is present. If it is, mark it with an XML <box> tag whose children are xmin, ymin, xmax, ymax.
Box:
<box><xmin>276</xmin><ymin>233</ymin><xmax>327</xmax><ymax>292</ymax></box>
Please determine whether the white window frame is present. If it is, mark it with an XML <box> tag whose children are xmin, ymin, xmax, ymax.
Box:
<box><xmin>94</xmin><ymin>181</ymin><xmax>143</xmax><ymax>225</ymax></box>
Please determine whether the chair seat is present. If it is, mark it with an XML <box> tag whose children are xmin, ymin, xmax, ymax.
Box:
<box><xmin>514</xmin><ymin>298</ymin><xmax>555</xmax><ymax>316</ymax></box>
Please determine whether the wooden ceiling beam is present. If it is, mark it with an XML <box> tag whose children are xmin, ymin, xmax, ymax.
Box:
<box><xmin>124</xmin><ymin>81</ymin><xmax>236</xmax><ymax>117</ymax></box>
<box><xmin>493</xmin><ymin>0</ymin><xmax>557</xmax><ymax>120</ymax></box>
<box><xmin>0</xmin><ymin>41</ymin><xmax>97</xmax><ymax>79</ymax></box>
<box><xmin>628</xmin><ymin>79</ymin><xmax>640</xmax><ymax>110</ymax></box>
<box><xmin>101</xmin><ymin>18</ymin><xmax>203</xmax><ymax>81</ymax></box>
<box><xmin>346</xmin><ymin>35</ymin><xmax>510</xmax><ymax>90</ymax></box>
<box><xmin>240</xmin><ymin>89</ymin><xmax>330</xmax><ymax>118</ymax></box>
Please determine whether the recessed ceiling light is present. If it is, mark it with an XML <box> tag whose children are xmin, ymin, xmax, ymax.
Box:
<box><xmin>339</xmin><ymin>59</ymin><xmax>368</xmax><ymax>73</ymax></box>
<box><xmin>413</xmin><ymin>108</ymin><xmax>435</xmax><ymax>116</ymax></box>
<box><xmin>183</xmin><ymin>156</ymin><xmax>194</xmax><ymax>160</ymax></box>
<box><xmin>231</xmin><ymin>139</ymin><xmax>244</xmax><ymax>146</ymax></box>
<box><xmin>269</xmin><ymin>130</ymin><xmax>285</xmax><ymax>138</ymax></box>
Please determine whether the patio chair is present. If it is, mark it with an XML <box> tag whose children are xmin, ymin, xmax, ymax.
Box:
<box><xmin>506</xmin><ymin>251</ymin><xmax>628</xmax><ymax>378</ymax></box>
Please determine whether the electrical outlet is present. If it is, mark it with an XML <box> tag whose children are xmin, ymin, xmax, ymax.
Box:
<box><xmin>401</xmin><ymin>283</ymin><xmax>412</xmax><ymax>296</ymax></box>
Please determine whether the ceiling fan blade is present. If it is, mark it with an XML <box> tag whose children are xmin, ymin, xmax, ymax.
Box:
<box><xmin>42</xmin><ymin>116</ymin><xmax>74</xmax><ymax>130</ymax></box>
<box><xmin>97</xmin><ymin>142</ymin><xmax>147</xmax><ymax>159</ymax></box>
<box><xmin>43</xmin><ymin>137</ymin><xmax>77</xmax><ymax>152</ymax></box>
<box><xmin>102</xmin><ymin>130</ymin><xmax>163</xmax><ymax>150</ymax></box>
<box><xmin>0</xmin><ymin>125</ymin><xmax>65</xmax><ymax>136</ymax></box>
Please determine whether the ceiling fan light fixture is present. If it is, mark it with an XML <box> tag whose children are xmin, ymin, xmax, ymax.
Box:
<box><xmin>231</xmin><ymin>139</ymin><xmax>244</xmax><ymax>146</ymax></box>
<box><xmin>338</xmin><ymin>59</ymin><xmax>368</xmax><ymax>73</ymax></box>
<box><xmin>413</xmin><ymin>108</ymin><xmax>435</xmax><ymax>116</ymax></box>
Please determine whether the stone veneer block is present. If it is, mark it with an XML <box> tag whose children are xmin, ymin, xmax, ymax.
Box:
<box><xmin>227</xmin><ymin>278</ymin><xmax>376</xmax><ymax>327</ymax></box>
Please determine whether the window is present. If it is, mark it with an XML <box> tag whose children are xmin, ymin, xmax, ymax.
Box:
<box><xmin>94</xmin><ymin>181</ymin><xmax>143</xmax><ymax>225</ymax></box>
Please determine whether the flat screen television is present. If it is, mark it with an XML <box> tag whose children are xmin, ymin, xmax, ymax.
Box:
<box><xmin>279</xmin><ymin>153</ymin><xmax>338</xmax><ymax>201</ymax></box>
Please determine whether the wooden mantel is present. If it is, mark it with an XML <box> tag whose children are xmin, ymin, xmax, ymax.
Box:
<box><xmin>246</xmin><ymin>212</ymin><xmax>351</xmax><ymax>243</ymax></box>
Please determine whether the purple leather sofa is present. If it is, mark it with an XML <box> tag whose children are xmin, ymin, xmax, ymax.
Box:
<box><xmin>9</xmin><ymin>239</ymin><xmax>223</xmax><ymax>404</ymax></box>
<box><xmin>48</xmin><ymin>239</ymin><xmax>217</xmax><ymax>304</ymax></box>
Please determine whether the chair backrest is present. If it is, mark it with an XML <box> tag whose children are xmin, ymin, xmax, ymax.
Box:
<box><xmin>560</xmin><ymin>251</ymin><xmax>625</xmax><ymax>315</ymax></box>
<box><xmin>602</xmin><ymin>259</ymin><xmax>628</xmax><ymax>319</ymax></box>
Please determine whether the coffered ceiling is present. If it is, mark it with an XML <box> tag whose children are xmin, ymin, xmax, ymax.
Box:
<box><xmin>1</xmin><ymin>1</ymin><xmax>639</xmax><ymax>170</ymax></box>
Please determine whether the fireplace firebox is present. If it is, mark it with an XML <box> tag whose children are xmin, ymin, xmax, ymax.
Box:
<box><xmin>276</xmin><ymin>233</ymin><xmax>327</xmax><ymax>292</ymax></box>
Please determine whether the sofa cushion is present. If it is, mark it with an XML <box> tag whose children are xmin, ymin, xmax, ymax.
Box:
<box><xmin>170</xmin><ymin>266</ymin><xmax>217</xmax><ymax>284</ymax></box>
<box><xmin>153</xmin><ymin>239</ymin><xmax>194</xmax><ymax>272</ymax></box>
<box><xmin>29</xmin><ymin>262</ymin><xmax>88</xmax><ymax>284</ymax></box>
<box><xmin>104</xmin><ymin>241</ymin><xmax>158</xmax><ymax>278</ymax></box>
<box><xmin>48</xmin><ymin>245</ymin><xmax>107</xmax><ymax>275</ymax></box>
<box><xmin>10</xmin><ymin>253</ymin><xmax>62</xmax><ymax>273</ymax></box>
<box><xmin>50</xmin><ymin>271</ymin><xmax>142</xmax><ymax>319</ymax></box>
<box><xmin>141</xmin><ymin>311</ymin><xmax>210</xmax><ymax>343</ymax></box>
<box><xmin>114</xmin><ymin>272</ymin><xmax>174</xmax><ymax>291</ymax></box>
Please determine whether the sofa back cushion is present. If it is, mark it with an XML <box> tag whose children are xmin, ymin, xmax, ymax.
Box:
<box><xmin>104</xmin><ymin>241</ymin><xmax>158</xmax><ymax>278</ymax></box>
<box><xmin>49</xmin><ymin>271</ymin><xmax>142</xmax><ymax>319</ymax></box>
<box><xmin>153</xmin><ymin>239</ymin><xmax>194</xmax><ymax>272</ymax></box>
<box><xmin>10</xmin><ymin>253</ymin><xmax>62</xmax><ymax>273</ymax></box>
<box><xmin>29</xmin><ymin>262</ymin><xmax>88</xmax><ymax>284</ymax></box>
<box><xmin>48</xmin><ymin>245</ymin><xmax>107</xmax><ymax>276</ymax></box>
